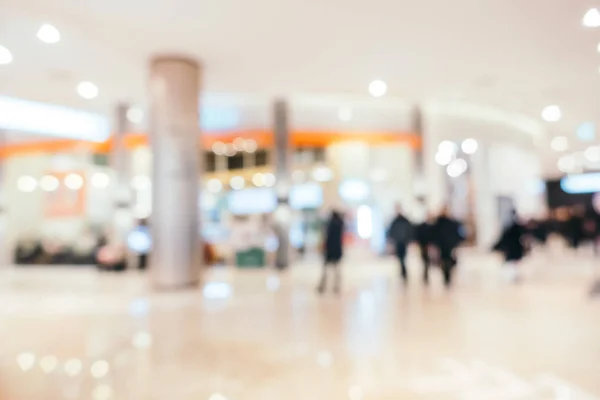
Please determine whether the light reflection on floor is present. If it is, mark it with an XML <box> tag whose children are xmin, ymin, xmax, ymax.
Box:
<box><xmin>0</xmin><ymin>248</ymin><xmax>599</xmax><ymax>399</ymax></box>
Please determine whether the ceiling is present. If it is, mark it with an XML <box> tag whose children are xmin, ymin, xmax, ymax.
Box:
<box><xmin>1</xmin><ymin>0</ymin><xmax>599</xmax><ymax>173</ymax></box>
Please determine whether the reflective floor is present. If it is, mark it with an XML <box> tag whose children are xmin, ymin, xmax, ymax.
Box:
<box><xmin>0</xmin><ymin>247</ymin><xmax>599</xmax><ymax>399</ymax></box>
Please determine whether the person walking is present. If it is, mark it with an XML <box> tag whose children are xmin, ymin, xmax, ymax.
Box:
<box><xmin>493</xmin><ymin>210</ymin><xmax>527</xmax><ymax>283</ymax></box>
<box><xmin>317</xmin><ymin>210</ymin><xmax>345</xmax><ymax>294</ymax></box>
<box><xmin>416</xmin><ymin>213</ymin><xmax>435</xmax><ymax>284</ymax></box>
<box><xmin>432</xmin><ymin>207</ymin><xmax>463</xmax><ymax>287</ymax></box>
<box><xmin>387</xmin><ymin>204</ymin><xmax>414</xmax><ymax>283</ymax></box>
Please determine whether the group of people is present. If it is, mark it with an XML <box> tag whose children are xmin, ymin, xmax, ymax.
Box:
<box><xmin>316</xmin><ymin>202</ymin><xmax>600</xmax><ymax>293</ymax></box>
<box><xmin>317</xmin><ymin>205</ymin><xmax>464</xmax><ymax>294</ymax></box>
<box><xmin>492</xmin><ymin>205</ymin><xmax>600</xmax><ymax>282</ymax></box>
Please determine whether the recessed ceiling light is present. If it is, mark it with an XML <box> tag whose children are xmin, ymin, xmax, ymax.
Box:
<box><xmin>0</xmin><ymin>45</ymin><xmax>13</xmax><ymax>65</ymax></box>
<box><xmin>461</xmin><ymin>138</ymin><xmax>478</xmax><ymax>154</ymax></box>
<box><xmin>558</xmin><ymin>155</ymin><xmax>576</xmax><ymax>173</ymax></box>
<box><xmin>338</xmin><ymin>107</ymin><xmax>352</xmax><ymax>121</ymax></box>
<box><xmin>541</xmin><ymin>105</ymin><xmax>561</xmax><ymax>122</ymax></box>
<box><xmin>368</xmin><ymin>80</ymin><xmax>387</xmax><ymax>97</ymax></box>
<box><xmin>551</xmin><ymin>136</ymin><xmax>569</xmax><ymax>152</ymax></box>
<box><xmin>583</xmin><ymin>8</ymin><xmax>600</xmax><ymax>27</ymax></box>
<box><xmin>585</xmin><ymin>146</ymin><xmax>600</xmax><ymax>163</ymax></box>
<box><xmin>446</xmin><ymin>158</ymin><xmax>468</xmax><ymax>178</ymax></box>
<box><xmin>77</xmin><ymin>81</ymin><xmax>98</xmax><ymax>99</ymax></box>
<box><xmin>230</xmin><ymin>176</ymin><xmax>245</xmax><ymax>190</ymax></box>
<box><xmin>37</xmin><ymin>24</ymin><xmax>60</xmax><ymax>44</ymax></box>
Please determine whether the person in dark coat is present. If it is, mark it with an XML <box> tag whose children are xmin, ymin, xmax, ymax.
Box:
<box><xmin>493</xmin><ymin>211</ymin><xmax>527</xmax><ymax>282</ymax></box>
<box><xmin>387</xmin><ymin>204</ymin><xmax>414</xmax><ymax>282</ymax></box>
<box><xmin>431</xmin><ymin>207</ymin><xmax>463</xmax><ymax>287</ymax></box>
<box><xmin>416</xmin><ymin>213</ymin><xmax>435</xmax><ymax>284</ymax></box>
<box><xmin>566</xmin><ymin>205</ymin><xmax>585</xmax><ymax>249</ymax></box>
<box><xmin>317</xmin><ymin>210</ymin><xmax>345</xmax><ymax>294</ymax></box>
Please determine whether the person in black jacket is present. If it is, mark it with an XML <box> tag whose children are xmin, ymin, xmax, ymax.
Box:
<box><xmin>317</xmin><ymin>210</ymin><xmax>345</xmax><ymax>294</ymax></box>
<box><xmin>416</xmin><ymin>214</ymin><xmax>435</xmax><ymax>284</ymax></box>
<box><xmin>387</xmin><ymin>204</ymin><xmax>414</xmax><ymax>282</ymax></box>
<box><xmin>493</xmin><ymin>211</ymin><xmax>527</xmax><ymax>282</ymax></box>
<box><xmin>432</xmin><ymin>207</ymin><xmax>463</xmax><ymax>287</ymax></box>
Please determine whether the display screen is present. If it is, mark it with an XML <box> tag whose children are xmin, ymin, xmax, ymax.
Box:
<box><xmin>290</xmin><ymin>183</ymin><xmax>323</xmax><ymax>210</ymax></box>
<box><xmin>560</xmin><ymin>173</ymin><xmax>600</xmax><ymax>194</ymax></box>
<box><xmin>227</xmin><ymin>188</ymin><xmax>277</xmax><ymax>215</ymax></box>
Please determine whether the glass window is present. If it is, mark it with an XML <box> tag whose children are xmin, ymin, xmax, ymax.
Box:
<box><xmin>227</xmin><ymin>153</ymin><xmax>244</xmax><ymax>170</ymax></box>
<box><xmin>205</xmin><ymin>152</ymin><xmax>216</xmax><ymax>172</ymax></box>
<box><xmin>255</xmin><ymin>149</ymin><xmax>269</xmax><ymax>167</ymax></box>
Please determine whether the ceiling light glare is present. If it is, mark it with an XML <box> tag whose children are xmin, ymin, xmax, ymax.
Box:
<box><xmin>243</xmin><ymin>139</ymin><xmax>258</xmax><ymax>153</ymax></box>
<box><xmin>264</xmin><ymin>173</ymin><xmax>276</xmax><ymax>187</ymax></box>
<box><xmin>252</xmin><ymin>173</ymin><xmax>266</xmax><ymax>187</ymax></box>
<box><xmin>90</xmin><ymin>360</ymin><xmax>110</xmax><ymax>379</ymax></box>
<box><xmin>461</xmin><ymin>138</ymin><xmax>478</xmax><ymax>154</ymax></box>
<box><xmin>225</xmin><ymin>143</ymin><xmax>237</xmax><ymax>156</ymax></box>
<box><xmin>233</xmin><ymin>137</ymin><xmax>246</xmax><ymax>151</ymax></box>
<box><xmin>126</xmin><ymin>107</ymin><xmax>144</xmax><ymax>124</ymax></box>
<box><xmin>338</xmin><ymin>107</ymin><xmax>353</xmax><ymax>121</ymax></box>
<box><xmin>585</xmin><ymin>146</ymin><xmax>600</xmax><ymax>163</ymax></box>
<box><xmin>212</xmin><ymin>141</ymin><xmax>226</xmax><ymax>155</ymax></box>
<box><xmin>40</xmin><ymin>175</ymin><xmax>60</xmax><ymax>192</ymax></box>
<box><xmin>37</xmin><ymin>24</ymin><xmax>60</xmax><ymax>44</ymax></box>
<box><xmin>207</xmin><ymin>178</ymin><xmax>223</xmax><ymax>193</ymax></box>
<box><xmin>583</xmin><ymin>8</ymin><xmax>600</xmax><ymax>27</ymax></box>
<box><xmin>64</xmin><ymin>358</ymin><xmax>82</xmax><ymax>377</ymax></box>
<box><xmin>39</xmin><ymin>356</ymin><xmax>58</xmax><ymax>374</ymax></box>
<box><xmin>558</xmin><ymin>155</ymin><xmax>576</xmax><ymax>173</ymax></box>
<box><xmin>64</xmin><ymin>173</ymin><xmax>84</xmax><ymax>190</ymax></box>
<box><xmin>77</xmin><ymin>81</ymin><xmax>99</xmax><ymax>99</ymax></box>
<box><xmin>446</xmin><ymin>158</ymin><xmax>468</xmax><ymax>178</ymax></box>
<box><xmin>551</xmin><ymin>136</ymin><xmax>569</xmax><ymax>152</ymax></box>
<box><xmin>91</xmin><ymin>172</ymin><xmax>110</xmax><ymax>188</ymax></box>
<box><xmin>542</xmin><ymin>105</ymin><xmax>561</xmax><ymax>122</ymax></box>
<box><xmin>16</xmin><ymin>352</ymin><xmax>36</xmax><ymax>371</ymax></box>
<box><xmin>435</xmin><ymin>151</ymin><xmax>453</xmax><ymax>166</ymax></box>
<box><xmin>17</xmin><ymin>176</ymin><xmax>37</xmax><ymax>192</ymax></box>
<box><xmin>0</xmin><ymin>46</ymin><xmax>13</xmax><ymax>65</ymax></box>
<box><xmin>230</xmin><ymin>176</ymin><xmax>245</xmax><ymax>190</ymax></box>
<box><xmin>438</xmin><ymin>140</ymin><xmax>457</xmax><ymax>155</ymax></box>
<box><xmin>368</xmin><ymin>80</ymin><xmax>387</xmax><ymax>97</ymax></box>
<box><xmin>312</xmin><ymin>166</ymin><xmax>333</xmax><ymax>182</ymax></box>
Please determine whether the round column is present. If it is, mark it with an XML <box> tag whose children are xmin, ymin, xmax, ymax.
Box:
<box><xmin>111</xmin><ymin>103</ymin><xmax>134</xmax><ymax>244</ymax></box>
<box><xmin>422</xmin><ymin>117</ymin><xmax>447</xmax><ymax>213</ymax></box>
<box><xmin>149</xmin><ymin>56</ymin><xmax>201</xmax><ymax>289</ymax></box>
<box><xmin>272</xmin><ymin>98</ymin><xmax>292</xmax><ymax>269</ymax></box>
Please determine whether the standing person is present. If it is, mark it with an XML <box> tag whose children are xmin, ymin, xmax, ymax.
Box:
<box><xmin>567</xmin><ymin>205</ymin><xmax>585</xmax><ymax>250</ymax></box>
<box><xmin>317</xmin><ymin>210</ymin><xmax>345</xmax><ymax>294</ymax></box>
<box><xmin>432</xmin><ymin>207</ymin><xmax>463</xmax><ymax>287</ymax></box>
<box><xmin>416</xmin><ymin>213</ymin><xmax>435</xmax><ymax>284</ymax></box>
<box><xmin>493</xmin><ymin>211</ymin><xmax>527</xmax><ymax>283</ymax></box>
<box><xmin>387</xmin><ymin>204</ymin><xmax>414</xmax><ymax>283</ymax></box>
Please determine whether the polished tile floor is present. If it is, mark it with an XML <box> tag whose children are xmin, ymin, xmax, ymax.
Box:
<box><xmin>0</xmin><ymin>247</ymin><xmax>599</xmax><ymax>399</ymax></box>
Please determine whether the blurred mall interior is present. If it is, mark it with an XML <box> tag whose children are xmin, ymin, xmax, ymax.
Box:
<box><xmin>0</xmin><ymin>0</ymin><xmax>600</xmax><ymax>399</ymax></box>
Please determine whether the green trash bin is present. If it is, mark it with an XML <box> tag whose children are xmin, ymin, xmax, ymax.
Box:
<box><xmin>235</xmin><ymin>247</ymin><xmax>265</xmax><ymax>268</ymax></box>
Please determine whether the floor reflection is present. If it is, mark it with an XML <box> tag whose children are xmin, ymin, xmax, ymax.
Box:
<box><xmin>0</xmin><ymin>250</ymin><xmax>599</xmax><ymax>399</ymax></box>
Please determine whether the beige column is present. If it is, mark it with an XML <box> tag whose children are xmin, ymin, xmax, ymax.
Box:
<box><xmin>0</xmin><ymin>130</ymin><xmax>7</xmax><ymax>266</ymax></box>
<box><xmin>149</xmin><ymin>56</ymin><xmax>201</xmax><ymax>289</ymax></box>
<box><xmin>111</xmin><ymin>103</ymin><xmax>134</xmax><ymax>244</ymax></box>
<box><xmin>422</xmin><ymin>116</ymin><xmax>447</xmax><ymax>213</ymax></box>
<box><xmin>273</xmin><ymin>98</ymin><xmax>292</xmax><ymax>269</ymax></box>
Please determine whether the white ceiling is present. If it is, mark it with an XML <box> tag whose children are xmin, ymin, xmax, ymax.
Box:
<box><xmin>1</xmin><ymin>0</ymin><xmax>600</xmax><ymax>174</ymax></box>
